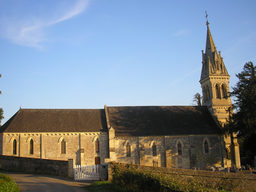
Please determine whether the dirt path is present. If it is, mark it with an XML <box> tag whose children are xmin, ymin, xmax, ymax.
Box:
<box><xmin>1</xmin><ymin>171</ymin><xmax>95</xmax><ymax>192</ymax></box>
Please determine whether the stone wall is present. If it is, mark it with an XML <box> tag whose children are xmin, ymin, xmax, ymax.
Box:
<box><xmin>2</xmin><ymin>132</ymin><xmax>108</xmax><ymax>165</ymax></box>
<box><xmin>0</xmin><ymin>155</ymin><xmax>73</xmax><ymax>178</ymax></box>
<box><xmin>114</xmin><ymin>134</ymin><xmax>224</xmax><ymax>169</ymax></box>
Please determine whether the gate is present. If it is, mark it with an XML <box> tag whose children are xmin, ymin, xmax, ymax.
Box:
<box><xmin>74</xmin><ymin>164</ymin><xmax>100</xmax><ymax>180</ymax></box>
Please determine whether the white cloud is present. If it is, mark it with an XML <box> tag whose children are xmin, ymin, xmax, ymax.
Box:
<box><xmin>223</xmin><ymin>32</ymin><xmax>256</xmax><ymax>55</ymax></box>
<box><xmin>169</xmin><ymin>67</ymin><xmax>201</xmax><ymax>87</ymax></box>
<box><xmin>174</xmin><ymin>30</ymin><xmax>187</xmax><ymax>36</ymax></box>
<box><xmin>1</xmin><ymin>0</ymin><xmax>89</xmax><ymax>49</ymax></box>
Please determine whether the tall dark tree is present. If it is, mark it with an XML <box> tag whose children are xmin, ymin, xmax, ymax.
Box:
<box><xmin>0</xmin><ymin>74</ymin><xmax>3</xmax><ymax>126</ymax></box>
<box><xmin>227</xmin><ymin>62</ymin><xmax>256</xmax><ymax>137</ymax></box>
<box><xmin>225</xmin><ymin>61</ymin><xmax>256</xmax><ymax>165</ymax></box>
<box><xmin>192</xmin><ymin>93</ymin><xmax>202</xmax><ymax>106</ymax></box>
<box><xmin>0</xmin><ymin>108</ymin><xmax>3</xmax><ymax>126</ymax></box>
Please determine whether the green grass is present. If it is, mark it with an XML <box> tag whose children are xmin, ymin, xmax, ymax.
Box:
<box><xmin>85</xmin><ymin>180</ymin><xmax>127</xmax><ymax>192</ymax></box>
<box><xmin>0</xmin><ymin>173</ymin><xmax>20</xmax><ymax>192</ymax></box>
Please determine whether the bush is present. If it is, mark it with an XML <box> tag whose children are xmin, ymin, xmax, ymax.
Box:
<box><xmin>110</xmin><ymin>163</ymin><xmax>256</xmax><ymax>192</ymax></box>
<box><xmin>0</xmin><ymin>173</ymin><xmax>19</xmax><ymax>192</ymax></box>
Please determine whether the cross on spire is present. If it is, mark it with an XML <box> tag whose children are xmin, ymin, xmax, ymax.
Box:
<box><xmin>205</xmin><ymin>11</ymin><xmax>209</xmax><ymax>25</ymax></box>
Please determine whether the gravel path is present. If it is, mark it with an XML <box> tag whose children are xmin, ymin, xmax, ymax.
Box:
<box><xmin>1</xmin><ymin>171</ymin><xmax>95</xmax><ymax>192</ymax></box>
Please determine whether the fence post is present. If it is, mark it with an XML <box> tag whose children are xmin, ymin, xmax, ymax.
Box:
<box><xmin>68</xmin><ymin>159</ymin><xmax>74</xmax><ymax>179</ymax></box>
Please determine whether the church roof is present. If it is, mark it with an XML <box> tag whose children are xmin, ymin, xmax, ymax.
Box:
<box><xmin>106</xmin><ymin>106</ymin><xmax>222</xmax><ymax>137</ymax></box>
<box><xmin>0</xmin><ymin>109</ymin><xmax>108</xmax><ymax>133</ymax></box>
<box><xmin>200</xmin><ymin>22</ymin><xmax>229</xmax><ymax>81</ymax></box>
<box><xmin>1</xmin><ymin>106</ymin><xmax>222</xmax><ymax>136</ymax></box>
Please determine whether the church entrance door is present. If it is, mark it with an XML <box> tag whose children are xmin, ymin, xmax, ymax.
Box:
<box><xmin>95</xmin><ymin>157</ymin><xmax>101</xmax><ymax>165</ymax></box>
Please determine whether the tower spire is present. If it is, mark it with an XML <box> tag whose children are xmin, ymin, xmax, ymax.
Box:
<box><xmin>200</xmin><ymin>21</ymin><xmax>229</xmax><ymax>82</ymax></box>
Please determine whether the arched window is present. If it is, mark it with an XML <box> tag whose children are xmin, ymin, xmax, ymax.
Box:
<box><xmin>221</xmin><ymin>84</ymin><xmax>227</xmax><ymax>99</ymax></box>
<box><xmin>95</xmin><ymin>138</ymin><xmax>100</xmax><ymax>153</ymax></box>
<box><xmin>204</xmin><ymin>140</ymin><xmax>209</xmax><ymax>154</ymax></box>
<box><xmin>30</xmin><ymin>139</ymin><xmax>34</xmax><ymax>155</ymax></box>
<box><xmin>13</xmin><ymin>139</ymin><xmax>17</xmax><ymax>155</ymax></box>
<box><xmin>61</xmin><ymin>140</ymin><xmax>66</xmax><ymax>154</ymax></box>
<box><xmin>178</xmin><ymin>142</ymin><xmax>182</xmax><ymax>155</ymax></box>
<box><xmin>126</xmin><ymin>143</ymin><xmax>131</xmax><ymax>157</ymax></box>
<box><xmin>215</xmin><ymin>84</ymin><xmax>221</xmax><ymax>99</ymax></box>
<box><xmin>152</xmin><ymin>142</ymin><xmax>157</xmax><ymax>156</ymax></box>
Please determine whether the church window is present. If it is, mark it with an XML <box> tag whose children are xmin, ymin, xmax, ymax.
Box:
<box><xmin>30</xmin><ymin>139</ymin><xmax>34</xmax><ymax>155</ymax></box>
<box><xmin>152</xmin><ymin>142</ymin><xmax>157</xmax><ymax>156</ymax></box>
<box><xmin>178</xmin><ymin>142</ymin><xmax>182</xmax><ymax>155</ymax></box>
<box><xmin>95</xmin><ymin>138</ymin><xmax>100</xmax><ymax>153</ymax></box>
<box><xmin>215</xmin><ymin>84</ymin><xmax>221</xmax><ymax>99</ymax></box>
<box><xmin>221</xmin><ymin>84</ymin><xmax>227</xmax><ymax>99</ymax></box>
<box><xmin>126</xmin><ymin>143</ymin><xmax>131</xmax><ymax>157</ymax></box>
<box><xmin>13</xmin><ymin>139</ymin><xmax>17</xmax><ymax>155</ymax></box>
<box><xmin>204</xmin><ymin>140</ymin><xmax>209</xmax><ymax>154</ymax></box>
<box><xmin>61</xmin><ymin>140</ymin><xmax>66</xmax><ymax>154</ymax></box>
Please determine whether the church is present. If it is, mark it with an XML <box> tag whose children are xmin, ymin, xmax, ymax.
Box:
<box><xmin>0</xmin><ymin>22</ymin><xmax>241</xmax><ymax>169</ymax></box>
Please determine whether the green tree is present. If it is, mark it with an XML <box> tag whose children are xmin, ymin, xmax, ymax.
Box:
<box><xmin>0</xmin><ymin>108</ymin><xmax>3</xmax><ymax>126</ymax></box>
<box><xmin>227</xmin><ymin>61</ymin><xmax>256</xmax><ymax>137</ymax></box>
<box><xmin>192</xmin><ymin>93</ymin><xmax>202</xmax><ymax>106</ymax></box>
<box><xmin>225</xmin><ymin>61</ymin><xmax>256</xmax><ymax>165</ymax></box>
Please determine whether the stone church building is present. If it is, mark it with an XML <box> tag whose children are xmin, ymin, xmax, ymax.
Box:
<box><xmin>0</xmin><ymin>22</ymin><xmax>240</xmax><ymax>169</ymax></box>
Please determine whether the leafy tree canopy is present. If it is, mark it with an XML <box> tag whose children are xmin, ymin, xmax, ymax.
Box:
<box><xmin>226</xmin><ymin>62</ymin><xmax>256</xmax><ymax>137</ymax></box>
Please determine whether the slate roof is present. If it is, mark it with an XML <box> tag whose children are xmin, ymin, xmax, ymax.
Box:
<box><xmin>0</xmin><ymin>109</ymin><xmax>108</xmax><ymax>133</ymax></box>
<box><xmin>106</xmin><ymin>106</ymin><xmax>222</xmax><ymax>137</ymax></box>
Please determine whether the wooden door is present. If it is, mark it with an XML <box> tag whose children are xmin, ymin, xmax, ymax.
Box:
<box><xmin>95</xmin><ymin>157</ymin><xmax>101</xmax><ymax>165</ymax></box>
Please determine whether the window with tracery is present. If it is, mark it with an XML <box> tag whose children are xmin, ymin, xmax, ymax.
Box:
<box><xmin>178</xmin><ymin>142</ymin><xmax>182</xmax><ymax>155</ymax></box>
<box><xmin>126</xmin><ymin>143</ymin><xmax>131</xmax><ymax>157</ymax></box>
<box><xmin>221</xmin><ymin>84</ymin><xmax>227</xmax><ymax>98</ymax></box>
<box><xmin>215</xmin><ymin>84</ymin><xmax>221</xmax><ymax>99</ymax></box>
<box><xmin>30</xmin><ymin>139</ymin><xmax>34</xmax><ymax>155</ymax></box>
<box><xmin>61</xmin><ymin>140</ymin><xmax>66</xmax><ymax>154</ymax></box>
<box><xmin>152</xmin><ymin>142</ymin><xmax>157</xmax><ymax>156</ymax></box>
<box><xmin>13</xmin><ymin>139</ymin><xmax>17</xmax><ymax>155</ymax></box>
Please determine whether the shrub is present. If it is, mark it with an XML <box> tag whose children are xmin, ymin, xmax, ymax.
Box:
<box><xmin>0</xmin><ymin>173</ymin><xmax>19</xmax><ymax>192</ymax></box>
<box><xmin>110</xmin><ymin>163</ymin><xmax>256</xmax><ymax>192</ymax></box>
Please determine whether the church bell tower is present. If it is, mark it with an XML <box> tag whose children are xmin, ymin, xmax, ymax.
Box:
<box><xmin>200</xmin><ymin>21</ymin><xmax>232</xmax><ymax>124</ymax></box>
<box><xmin>200</xmin><ymin>20</ymin><xmax>241</xmax><ymax>168</ymax></box>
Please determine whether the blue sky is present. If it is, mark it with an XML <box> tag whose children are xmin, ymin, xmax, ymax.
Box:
<box><xmin>1</xmin><ymin>0</ymin><xmax>256</xmax><ymax>125</ymax></box>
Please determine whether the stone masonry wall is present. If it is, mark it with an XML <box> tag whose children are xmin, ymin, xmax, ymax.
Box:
<box><xmin>0</xmin><ymin>155</ymin><xmax>70</xmax><ymax>177</ymax></box>
<box><xmin>114</xmin><ymin>134</ymin><xmax>224</xmax><ymax>169</ymax></box>
<box><xmin>2</xmin><ymin>132</ymin><xmax>108</xmax><ymax>166</ymax></box>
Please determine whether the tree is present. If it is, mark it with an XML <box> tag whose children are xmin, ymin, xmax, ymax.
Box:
<box><xmin>0</xmin><ymin>108</ymin><xmax>3</xmax><ymax>126</ymax></box>
<box><xmin>226</xmin><ymin>61</ymin><xmax>256</xmax><ymax>137</ymax></box>
<box><xmin>192</xmin><ymin>93</ymin><xmax>202</xmax><ymax>106</ymax></box>
<box><xmin>225</xmin><ymin>61</ymin><xmax>256</xmax><ymax>165</ymax></box>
